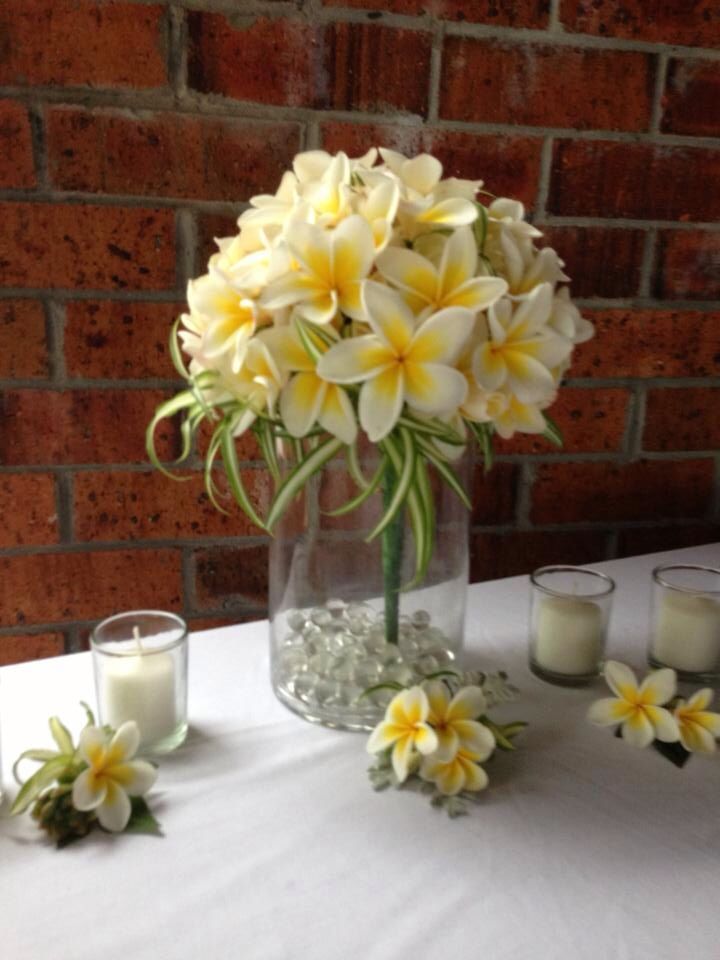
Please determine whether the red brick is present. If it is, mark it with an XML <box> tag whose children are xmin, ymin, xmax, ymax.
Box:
<box><xmin>471</xmin><ymin>462</ymin><xmax>518</xmax><ymax>525</ymax></box>
<box><xmin>470</xmin><ymin>530</ymin><xmax>607</xmax><ymax>581</ymax></box>
<box><xmin>187</xmin><ymin>14</ymin><xmax>319</xmax><ymax>107</ymax></box>
<box><xmin>574</xmin><ymin>309</ymin><xmax>720</xmax><ymax>379</ymax></box>
<box><xmin>0</xmin><ymin>389</ymin><xmax>178</xmax><ymax>465</ymax></box>
<box><xmin>531</xmin><ymin>460</ymin><xmax>714</xmax><ymax>524</ymax></box>
<box><xmin>0</xmin><ymin>0</ymin><xmax>166</xmax><ymax>88</ymax></box>
<box><xmin>194</xmin><ymin>544</ymin><xmax>269</xmax><ymax>609</ymax></box>
<box><xmin>321</xmin><ymin>124</ymin><xmax>542</xmax><ymax>208</ymax></box>
<box><xmin>662</xmin><ymin>60</ymin><xmax>720</xmax><ymax>138</ymax></box>
<box><xmin>0</xmin><ymin>474</ymin><xmax>58</xmax><ymax>547</ymax></box>
<box><xmin>496</xmin><ymin>388</ymin><xmax>630</xmax><ymax>455</ymax></box>
<box><xmin>324</xmin><ymin>23</ymin><xmax>433</xmax><ymax>115</ymax></box>
<box><xmin>560</xmin><ymin>0</ymin><xmax>720</xmax><ymax>48</ymax></box>
<box><xmin>0</xmin><ymin>549</ymin><xmax>182</xmax><ymax>626</ymax></box>
<box><xmin>549</xmin><ymin>140</ymin><xmax>720</xmax><ymax>222</ymax></box>
<box><xmin>0</xmin><ymin>203</ymin><xmax>176</xmax><ymax>290</ymax></box>
<box><xmin>47</xmin><ymin>107</ymin><xmax>301</xmax><ymax>201</ymax></box>
<box><xmin>73</xmin><ymin>469</ymin><xmax>270</xmax><ymax>542</ymax></box>
<box><xmin>644</xmin><ymin>388</ymin><xmax>720</xmax><ymax>452</ymax></box>
<box><xmin>539</xmin><ymin>226</ymin><xmax>645</xmax><ymax>298</ymax></box>
<box><xmin>196</xmin><ymin>214</ymin><xmax>239</xmax><ymax>273</ymax></box>
<box><xmin>0</xmin><ymin>633</ymin><xmax>65</xmax><ymax>666</ymax></box>
<box><xmin>323</xmin><ymin>0</ymin><xmax>549</xmax><ymax>26</ymax></box>
<box><xmin>654</xmin><ymin>232</ymin><xmax>720</xmax><ymax>301</ymax></box>
<box><xmin>64</xmin><ymin>301</ymin><xmax>181</xmax><ymax>380</ymax></box>
<box><xmin>0</xmin><ymin>100</ymin><xmax>35</xmax><ymax>188</ymax></box>
<box><xmin>0</xmin><ymin>300</ymin><xmax>48</xmax><ymax>378</ymax></box>
<box><xmin>617</xmin><ymin>524</ymin><xmax>720</xmax><ymax>559</ymax></box>
<box><xmin>440</xmin><ymin>39</ymin><xmax>652</xmax><ymax>131</ymax></box>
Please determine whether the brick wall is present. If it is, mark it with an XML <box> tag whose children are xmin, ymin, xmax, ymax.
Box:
<box><xmin>1</xmin><ymin>0</ymin><xmax>719</xmax><ymax>664</ymax></box>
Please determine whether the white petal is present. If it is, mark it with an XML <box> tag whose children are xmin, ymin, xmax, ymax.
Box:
<box><xmin>402</xmin><ymin>154</ymin><xmax>443</xmax><ymax>195</ymax></box>
<box><xmin>72</xmin><ymin>768</ymin><xmax>106</xmax><ymax>811</ymax></box>
<box><xmin>280</xmin><ymin>373</ymin><xmax>326</xmax><ymax>438</ymax></box>
<box><xmin>359</xmin><ymin>366</ymin><xmax>404</xmax><ymax>441</ymax></box>
<box><xmin>375</xmin><ymin>247</ymin><xmax>437</xmax><ymax>304</ymax></box>
<box><xmin>317</xmin><ymin>335</ymin><xmax>394</xmax><ymax>384</ymax></box>
<box><xmin>644</xmin><ymin>706</ymin><xmax>680</xmax><ymax>743</ymax></box>
<box><xmin>318</xmin><ymin>384</ymin><xmax>357</xmax><ymax>445</ymax></box>
<box><xmin>391</xmin><ymin>734</ymin><xmax>414</xmax><ymax>783</ymax></box>
<box><xmin>453</xmin><ymin>720</ymin><xmax>495</xmax><ymax>761</ymax></box>
<box><xmin>96</xmin><ymin>781</ymin><xmax>132</xmax><ymax>832</ymax></box>
<box><xmin>403</xmin><ymin>363</ymin><xmax>467</xmax><ymax>416</ymax></box>
<box><xmin>362</xmin><ymin>281</ymin><xmax>415</xmax><ymax>354</ymax></box>
<box><xmin>621</xmin><ymin>710</ymin><xmax>655</xmax><ymax>749</ymax></box>
<box><xmin>438</xmin><ymin>226</ymin><xmax>477</xmax><ymax>297</ymax></box>
<box><xmin>639</xmin><ymin>668</ymin><xmax>676</xmax><ymax>706</ymax></box>
<box><xmin>587</xmin><ymin>697</ymin><xmax>634</xmax><ymax>727</ymax></box>
<box><xmin>107</xmin><ymin>721</ymin><xmax>140</xmax><ymax>765</ymax></box>
<box><xmin>117</xmin><ymin>760</ymin><xmax>158</xmax><ymax>797</ymax></box>
<box><xmin>603</xmin><ymin>661</ymin><xmax>639</xmax><ymax>701</ymax></box>
<box><xmin>77</xmin><ymin>725</ymin><xmax>109</xmax><ymax>767</ymax></box>
<box><xmin>447</xmin><ymin>685</ymin><xmax>487</xmax><ymax>721</ymax></box>
<box><xmin>409</xmin><ymin>307</ymin><xmax>475</xmax><ymax>365</ymax></box>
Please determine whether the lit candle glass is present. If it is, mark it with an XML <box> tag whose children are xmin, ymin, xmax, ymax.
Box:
<box><xmin>91</xmin><ymin>611</ymin><xmax>188</xmax><ymax>754</ymax></box>
<box><xmin>649</xmin><ymin>564</ymin><xmax>720</xmax><ymax>680</ymax></box>
<box><xmin>529</xmin><ymin>566</ymin><xmax>615</xmax><ymax>686</ymax></box>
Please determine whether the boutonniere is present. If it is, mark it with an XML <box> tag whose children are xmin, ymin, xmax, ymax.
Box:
<box><xmin>10</xmin><ymin>704</ymin><xmax>161</xmax><ymax>846</ymax></box>
<box><xmin>587</xmin><ymin>660</ymin><xmax>720</xmax><ymax>766</ymax></box>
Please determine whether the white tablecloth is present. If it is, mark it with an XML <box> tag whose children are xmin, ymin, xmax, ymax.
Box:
<box><xmin>2</xmin><ymin>544</ymin><xmax>719</xmax><ymax>960</ymax></box>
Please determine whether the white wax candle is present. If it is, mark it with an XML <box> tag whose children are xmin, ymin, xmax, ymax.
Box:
<box><xmin>101</xmin><ymin>651</ymin><xmax>177</xmax><ymax>745</ymax></box>
<box><xmin>534</xmin><ymin>596</ymin><xmax>603</xmax><ymax>675</ymax></box>
<box><xmin>653</xmin><ymin>592</ymin><xmax>720</xmax><ymax>674</ymax></box>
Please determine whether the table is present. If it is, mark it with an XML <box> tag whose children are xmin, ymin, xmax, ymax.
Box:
<box><xmin>2</xmin><ymin>544</ymin><xmax>719</xmax><ymax>960</ymax></box>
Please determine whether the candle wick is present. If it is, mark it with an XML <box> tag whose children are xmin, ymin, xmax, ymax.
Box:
<box><xmin>132</xmin><ymin>625</ymin><xmax>145</xmax><ymax>655</ymax></box>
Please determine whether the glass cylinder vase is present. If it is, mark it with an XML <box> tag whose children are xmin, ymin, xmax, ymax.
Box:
<box><xmin>269</xmin><ymin>442</ymin><xmax>471</xmax><ymax>730</ymax></box>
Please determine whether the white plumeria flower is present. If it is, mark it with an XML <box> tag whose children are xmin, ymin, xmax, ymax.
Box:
<box><xmin>424</xmin><ymin>681</ymin><xmax>495</xmax><ymax>761</ymax></box>
<box><xmin>72</xmin><ymin>722</ymin><xmax>156</xmax><ymax>832</ymax></box>
<box><xmin>186</xmin><ymin>268</ymin><xmax>259</xmax><ymax>374</ymax></box>
<box><xmin>379</xmin><ymin>148</ymin><xmax>478</xmax><ymax>233</ymax></box>
<box><xmin>261</xmin><ymin>215</ymin><xmax>375</xmax><ymax>325</ymax></box>
<box><xmin>376</xmin><ymin>226</ymin><xmax>507</xmax><ymax>316</ymax></box>
<box><xmin>491</xmin><ymin>392</ymin><xmax>549</xmax><ymax>439</ymax></box>
<box><xmin>367</xmin><ymin>686</ymin><xmax>439</xmax><ymax>783</ymax></box>
<box><xmin>218</xmin><ymin>337</ymin><xmax>286</xmax><ymax>436</ymax></box>
<box><xmin>239</xmin><ymin>170</ymin><xmax>299</xmax><ymax>229</ymax></box>
<box><xmin>261</xmin><ymin>324</ymin><xmax>357</xmax><ymax>445</ymax></box>
<box><xmin>587</xmin><ymin>660</ymin><xmax>680</xmax><ymax>749</ymax></box>
<box><xmin>317</xmin><ymin>281</ymin><xmax>474</xmax><ymax>442</ymax></box>
<box><xmin>674</xmin><ymin>689</ymin><xmax>720</xmax><ymax>754</ymax></box>
<box><xmin>549</xmin><ymin>288</ymin><xmax>595</xmax><ymax>346</ymax></box>
<box><xmin>298</xmin><ymin>152</ymin><xmax>355</xmax><ymax>227</ymax></box>
<box><xmin>420</xmin><ymin>745</ymin><xmax>492</xmax><ymax>796</ymax></box>
<box><xmin>472</xmin><ymin>283</ymin><xmax>572</xmax><ymax>404</ymax></box>
<box><xmin>354</xmin><ymin>175</ymin><xmax>400</xmax><ymax>252</ymax></box>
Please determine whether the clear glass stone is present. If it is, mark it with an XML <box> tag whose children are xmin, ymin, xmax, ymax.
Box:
<box><xmin>416</xmin><ymin>654</ymin><xmax>440</xmax><ymax>675</ymax></box>
<box><xmin>310</xmin><ymin>607</ymin><xmax>333</xmax><ymax>627</ymax></box>
<box><xmin>287</xmin><ymin>609</ymin><xmax>307</xmax><ymax>632</ymax></box>
<box><xmin>353</xmin><ymin>658</ymin><xmax>382</xmax><ymax>687</ymax></box>
<box><xmin>293</xmin><ymin>674</ymin><xmax>317</xmax><ymax>705</ymax></box>
<box><xmin>326</xmin><ymin>598</ymin><xmax>347</xmax><ymax>619</ymax></box>
<box><xmin>309</xmin><ymin>652</ymin><xmax>335</xmax><ymax>677</ymax></box>
<box><xmin>314</xmin><ymin>678</ymin><xmax>340</xmax><ymax>705</ymax></box>
<box><xmin>382</xmin><ymin>663</ymin><xmax>414</xmax><ymax>685</ymax></box>
<box><xmin>411</xmin><ymin>609</ymin><xmax>431</xmax><ymax>630</ymax></box>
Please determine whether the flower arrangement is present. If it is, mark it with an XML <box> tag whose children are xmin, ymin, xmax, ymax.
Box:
<box><xmin>147</xmin><ymin>148</ymin><xmax>592</xmax><ymax>646</ymax></box>
<box><xmin>10</xmin><ymin>706</ymin><xmax>160</xmax><ymax>847</ymax></box>
<box><xmin>587</xmin><ymin>660</ymin><xmax>720</xmax><ymax>766</ymax></box>
<box><xmin>366</xmin><ymin>670</ymin><xmax>525</xmax><ymax>817</ymax></box>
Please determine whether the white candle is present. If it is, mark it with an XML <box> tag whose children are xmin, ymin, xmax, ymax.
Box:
<box><xmin>534</xmin><ymin>596</ymin><xmax>604</xmax><ymax>675</ymax></box>
<box><xmin>653</xmin><ymin>592</ymin><xmax>720</xmax><ymax>674</ymax></box>
<box><xmin>101</xmin><ymin>644</ymin><xmax>178</xmax><ymax>746</ymax></box>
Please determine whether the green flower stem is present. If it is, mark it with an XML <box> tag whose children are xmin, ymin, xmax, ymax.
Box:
<box><xmin>381</xmin><ymin>462</ymin><xmax>405</xmax><ymax>646</ymax></box>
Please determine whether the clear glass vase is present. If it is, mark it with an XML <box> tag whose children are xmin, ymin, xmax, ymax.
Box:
<box><xmin>269</xmin><ymin>442</ymin><xmax>470</xmax><ymax>730</ymax></box>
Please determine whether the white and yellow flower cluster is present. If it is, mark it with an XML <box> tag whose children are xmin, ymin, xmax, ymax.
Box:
<box><xmin>367</xmin><ymin>682</ymin><xmax>496</xmax><ymax>795</ymax></box>
<box><xmin>178</xmin><ymin>147</ymin><xmax>592</xmax><ymax>447</ymax></box>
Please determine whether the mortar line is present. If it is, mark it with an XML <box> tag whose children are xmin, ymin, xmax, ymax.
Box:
<box><xmin>43</xmin><ymin>299</ymin><xmax>66</xmax><ymax>383</ymax></box>
<box><xmin>304</xmin><ymin>119</ymin><xmax>321</xmax><ymax>151</ymax></box>
<box><xmin>515</xmin><ymin>462</ymin><xmax>535</xmax><ymax>529</ymax></box>
<box><xmin>176</xmin><ymin>207</ymin><xmax>197</xmax><ymax>289</ymax></box>
<box><xmin>426</xmin><ymin>18</ymin><xmax>445</xmax><ymax>124</ymax></box>
<box><xmin>649</xmin><ymin>52</ymin><xmax>669</xmax><ymax>134</ymax></box>
<box><xmin>168</xmin><ymin>4</ymin><xmax>189</xmax><ymax>100</ymax></box>
<box><xmin>3</xmin><ymin>85</ymin><xmax>720</xmax><ymax>149</ymax></box>
<box><xmin>27</xmin><ymin>100</ymin><xmax>48</xmax><ymax>190</ymax></box>
<box><xmin>548</xmin><ymin>0</ymin><xmax>562</xmax><ymax>32</ymax></box>
<box><xmin>56</xmin><ymin>471</ymin><xmax>75</xmax><ymax>544</ymax></box>
<box><xmin>534</xmin><ymin>136</ymin><xmax>554</xmax><ymax>219</ymax></box>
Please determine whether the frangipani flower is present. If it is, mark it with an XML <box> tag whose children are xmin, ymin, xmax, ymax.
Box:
<box><xmin>674</xmin><ymin>689</ymin><xmax>720</xmax><ymax>754</ymax></box>
<box><xmin>72</xmin><ymin>722</ymin><xmax>156</xmax><ymax>832</ymax></box>
<box><xmin>186</xmin><ymin>268</ymin><xmax>259</xmax><ymax>373</ymax></box>
<box><xmin>317</xmin><ymin>281</ymin><xmax>474</xmax><ymax>442</ymax></box>
<box><xmin>424</xmin><ymin>680</ymin><xmax>495</xmax><ymax>761</ymax></box>
<box><xmin>367</xmin><ymin>686</ymin><xmax>439</xmax><ymax>782</ymax></box>
<box><xmin>587</xmin><ymin>661</ymin><xmax>680</xmax><ymax>749</ymax></box>
<box><xmin>420</xmin><ymin>746</ymin><xmax>491</xmax><ymax>796</ymax></box>
<box><xmin>491</xmin><ymin>392</ymin><xmax>548</xmax><ymax>439</ymax></box>
<box><xmin>262</xmin><ymin>324</ymin><xmax>357</xmax><ymax>445</ymax></box>
<box><xmin>376</xmin><ymin>226</ymin><xmax>507</xmax><ymax>316</ymax></box>
<box><xmin>472</xmin><ymin>283</ymin><xmax>572</xmax><ymax>403</ymax></box>
<box><xmin>261</xmin><ymin>215</ymin><xmax>375</xmax><ymax>324</ymax></box>
<box><xmin>379</xmin><ymin>148</ymin><xmax>478</xmax><ymax>232</ymax></box>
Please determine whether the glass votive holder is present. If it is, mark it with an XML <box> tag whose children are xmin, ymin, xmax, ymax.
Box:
<box><xmin>529</xmin><ymin>566</ymin><xmax>615</xmax><ymax>686</ymax></box>
<box><xmin>648</xmin><ymin>564</ymin><xmax>720</xmax><ymax>681</ymax></box>
<box><xmin>91</xmin><ymin>610</ymin><xmax>188</xmax><ymax>755</ymax></box>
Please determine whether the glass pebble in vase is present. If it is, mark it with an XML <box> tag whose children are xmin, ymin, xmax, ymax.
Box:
<box><xmin>269</xmin><ymin>442</ymin><xmax>471</xmax><ymax>730</ymax></box>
